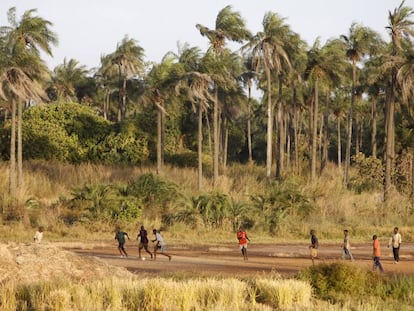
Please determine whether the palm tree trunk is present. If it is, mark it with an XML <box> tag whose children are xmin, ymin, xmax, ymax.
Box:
<box><xmin>344</xmin><ymin>62</ymin><xmax>356</xmax><ymax>186</ymax></box>
<box><xmin>276</xmin><ymin>75</ymin><xmax>283</xmax><ymax>180</ymax></box>
<box><xmin>384</xmin><ymin>68</ymin><xmax>397</xmax><ymax>201</ymax></box>
<box><xmin>121</xmin><ymin>77</ymin><xmax>127</xmax><ymax>120</ymax></box>
<box><xmin>265</xmin><ymin>66</ymin><xmax>273</xmax><ymax>182</ymax></box>
<box><xmin>17</xmin><ymin>98</ymin><xmax>23</xmax><ymax>192</ymax></box>
<box><xmin>213</xmin><ymin>88</ymin><xmax>219</xmax><ymax>187</ymax></box>
<box><xmin>223</xmin><ymin>125</ymin><xmax>228</xmax><ymax>169</ymax></box>
<box><xmin>247</xmin><ymin>84</ymin><xmax>252</xmax><ymax>163</ymax></box>
<box><xmin>198</xmin><ymin>103</ymin><xmax>203</xmax><ymax>190</ymax></box>
<box><xmin>371</xmin><ymin>100</ymin><xmax>377</xmax><ymax>158</ymax></box>
<box><xmin>311</xmin><ymin>80</ymin><xmax>319</xmax><ymax>181</ymax></box>
<box><xmin>337</xmin><ymin>117</ymin><xmax>342</xmax><ymax>167</ymax></box>
<box><xmin>293</xmin><ymin>87</ymin><xmax>299</xmax><ymax>174</ymax></box>
<box><xmin>321</xmin><ymin>92</ymin><xmax>329</xmax><ymax>174</ymax></box>
<box><xmin>156</xmin><ymin>104</ymin><xmax>163</xmax><ymax>175</ymax></box>
<box><xmin>385</xmin><ymin>99</ymin><xmax>394</xmax><ymax>201</ymax></box>
<box><xmin>9</xmin><ymin>97</ymin><xmax>17</xmax><ymax>203</ymax></box>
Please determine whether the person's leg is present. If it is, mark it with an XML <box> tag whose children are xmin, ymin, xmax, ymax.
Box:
<box><xmin>341</xmin><ymin>248</ymin><xmax>346</xmax><ymax>260</ymax></box>
<box><xmin>378</xmin><ymin>258</ymin><xmax>384</xmax><ymax>272</ymax></box>
<box><xmin>122</xmin><ymin>245</ymin><xmax>128</xmax><ymax>257</ymax></box>
<box><xmin>153</xmin><ymin>245</ymin><xmax>158</xmax><ymax>260</ymax></box>
<box><xmin>393</xmin><ymin>247</ymin><xmax>400</xmax><ymax>263</ymax></box>
<box><xmin>348</xmin><ymin>249</ymin><xmax>354</xmax><ymax>261</ymax></box>
<box><xmin>160</xmin><ymin>246</ymin><xmax>171</xmax><ymax>260</ymax></box>
<box><xmin>243</xmin><ymin>245</ymin><xmax>248</xmax><ymax>260</ymax></box>
<box><xmin>144</xmin><ymin>244</ymin><xmax>153</xmax><ymax>259</ymax></box>
<box><xmin>118</xmin><ymin>243</ymin><xmax>124</xmax><ymax>256</ymax></box>
<box><xmin>138</xmin><ymin>243</ymin><xmax>143</xmax><ymax>258</ymax></box>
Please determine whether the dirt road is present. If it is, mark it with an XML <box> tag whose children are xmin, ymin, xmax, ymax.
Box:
<box><xmin>70</xmin><ymin>242</ymin><xmax>414</xmax><ymax>277</ymax></box>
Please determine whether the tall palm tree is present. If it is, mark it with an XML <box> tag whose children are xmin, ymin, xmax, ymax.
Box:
<box><xmin>242</xmin><ymin>12</ymin><xmax>290</xmax><ymax>182</ymax></box>
<box><xmin>175</xmin><ymin>46</ymin><xmax>215</xmax><ymax>189</ymax></box>
<box><xmin>341</xmin><ymin>23</ymin><xmax>384</xmax><ymax>187</ymax></box>
<box><xmin>95</xmin><ymin>54</ymin><xmax>119</xmax><ymax>120</ymax></box>
<box><xmin>384</xmin><ymin>1</ymin><xmax>414</xmax><ymax>200</ymax></box>
<box><xmin>145</xmin><ymin>53</ymin><xmax>183</xmax><ymax>175</ymax></box>
<box><xmin>49</xmin><ymin>58</ymin><xmax>89</xmax><ymax>102</ymax></box>
<box><xmin>0</xmin><ymin>7</ymin><xmax>57</xmax><ymax>207</ymax></box>
<box><xmin>240</xmin><ymin>56</ymin><xmax>256</xmax><ymax>163</ymax></box>
<box><xmin>305</xmin><ymin>39</ymin><xmax>345</xmax><ymax>180</ymax></box>
<box><xmin>110</xmin><ymin>35</ymin><xmax>145</xmax><ymax>121</ymax></box>
<box><xmin>196</xmin><ymin>5</ymin><xmax>251</xmax><ymax>187</ymax></box>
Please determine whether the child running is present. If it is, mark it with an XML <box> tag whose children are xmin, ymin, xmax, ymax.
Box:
<box><xmin>137</xmin><ymin>225</ymin><xmax>153</xmax><ymax>260</ymax></box>
<box><xmin>152</xmin><ymin>229</ymin><xmax>171</xmax><ymax>261</ymax></box>
<box><xmin>114</xmin><ymin>227</ymin><xmax>130</xmax><ymax>257</ymax></box>
<box><xmin>237</xmin><ymin>227</ymin><xmax>250</xmax><ymax>260</ymax></box>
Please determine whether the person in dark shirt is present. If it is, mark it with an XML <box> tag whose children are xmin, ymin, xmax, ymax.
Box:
<box><xmin>137</xmin><ymin>225</ymin><xmax>153</xmax><ymax>260</ymax></box>
<box><xmin>114</xmin><ymin>228</ymin><xmax>130</xmax><ymax>257</ymax></box>
<box><xmin>309</xmin><ymin>229</ymin><xmax>319</xmax><ymax>265</ymax></box>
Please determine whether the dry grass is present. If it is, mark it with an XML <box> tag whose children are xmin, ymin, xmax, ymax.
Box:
<box><xmin>1</xmin><ymin>160</ymin><xmax>414</xmax><ymax>243</ymax></box>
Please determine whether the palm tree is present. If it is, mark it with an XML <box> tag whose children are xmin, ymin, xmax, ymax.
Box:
<box><xmin>0</xmin><ymin>7</ymin><xmax>57</xmax><ymax>208</ymax></box>
<box><xmin>175</xmin><ymin>46</ymin><xmax>215</xmax><ymax>189</ymax></box>
<box><xmin>95</xmin><ymin>54</ymin><xmax>119</xmax><ymax>120</ymax></box>
<box><xmin>49</xmin><ymin>58</ymin><xmax>89</xmax><ymax>102</ymax></box>
<box><xmin>240</xmin><ymin>56</ymin><xmax>256</xmax><ymax>163</ymax></box>
<box><xmin>305</xmin><ymin>39</ymin><xmax>346</xmax><ymax>180</ymax></box>
<box><xmin>196</xmin><ymin>5</ymin><xmax>251</xmax><ymax>187</ymax></box>
<box><xmin>341</xmin><ymin>23</ymin><xmax>384</xmax><ymax>187</ymax></box>
<box><xmin>384</xmin><ymin>1</ymin><xmax>414</xmax><ymax>200</ymax></box>
<box><xmin>242</xmin><ymin>12</ymin><xmax>290</xmax><ymax>182</ymax></box>
<box><xmin>145</xmin><ymin>53</ymin><xmax>183</xmax><ymax>175</ymax></box>
<box><xmin>110</xmin><ymin>35</ymin><xmax>145</xmax><ymax>121</ymax></box>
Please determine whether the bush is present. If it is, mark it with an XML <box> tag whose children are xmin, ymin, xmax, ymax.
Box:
<box><xmin>348</xmin><ymin>153</ymin><xmax>383</xmax><ymax>193</ymax></box>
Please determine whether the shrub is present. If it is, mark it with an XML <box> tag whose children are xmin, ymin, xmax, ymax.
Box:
<box><xmin>348</xmin><ymin>153</ymin><xmax>383</xmax><ymax>193</ymax></box>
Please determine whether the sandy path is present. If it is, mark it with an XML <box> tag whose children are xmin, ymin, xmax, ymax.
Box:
<box><xmin>69</xmin><ymin>242</ymin><xmax>414</xmax><ymax>277</ymax></box>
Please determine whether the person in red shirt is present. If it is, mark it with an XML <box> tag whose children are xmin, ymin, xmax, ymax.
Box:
<box><xmin>237</xmin><ymin>227</ymin><xmax>250</xmax><ymax>260</ymax></box>
<box><xmin>372</xmin><ymin>235</ymin><xmax>384</xmax><ymax>272</ymax></box>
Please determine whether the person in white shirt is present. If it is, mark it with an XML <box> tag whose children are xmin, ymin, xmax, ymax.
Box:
<box><xmin>388</xmin><ymin>227</ymin><xmax>402</xmax><ymax>263</ymax></box>
<box><xmin>34</xmin><ymin>226</ymin><xmax>44</xmax><ymax>243</ymax></box>
<box><xmin>152</xmin><ymin>229</ymin><xmax>171</xmax><ymax>261</ymax></box>
<box><xmin>341</xmin><ymin>229</ymin><xmax>354</xmax><ymax>261</ymax></box>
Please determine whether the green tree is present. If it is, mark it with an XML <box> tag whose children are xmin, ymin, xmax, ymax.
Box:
<box><xmin>384</xmin><ymin>1</ymin><xmax>414</xmax><ymax>200</ymax></box>
<box><xmin>305</xmin><ymin>39</ymin><xmax>345</xmax><ymax>180</ymax></box>
<box><xmin>341</xmin><ymin>23</ymin><xmax>384</xmax><ymax>187</ymax></box>
<box><xmin>175</xmin><ymin>46</ymin><xmax>214</xmax><ymax>190</ymax></box>
<box><xmin>196</xmin><ymin>5</ymin><xmax>251</xmax><ymax>187</ymax></box>
<box><xmin>110</xmin><ymin>35</ymin><xmax>145</xmax><ymax>121</ymax></box>
<box><xmin>243</xmin><ymin>12</ymin><xmax>290</xmax><ymax>181</ymax></box>
<box><xmin>48</xmin><ymin>58</ymin><xmax>89</xmax><ymax>102</ymax></box>
<box><xmin>0</xmin><ymin>7</ymin><xmax>57</xmax><ymax>208</ymax></box>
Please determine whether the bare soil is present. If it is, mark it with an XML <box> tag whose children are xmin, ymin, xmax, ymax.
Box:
<box><xmin>69</xmin><ymin>242</ymin><xmax>414</xmax><ymax>278</ymax></box>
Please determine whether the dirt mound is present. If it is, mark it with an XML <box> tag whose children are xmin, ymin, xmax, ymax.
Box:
<box><xmin>0</xmin><ymin>242</ymin><xmax>132</xmax><ymax>284</ymax></box>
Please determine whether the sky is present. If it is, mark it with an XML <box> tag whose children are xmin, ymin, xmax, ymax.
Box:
<box><xmin>1</xmin><ymin>0</ymin><xmax>414</xmax><ymax>71</ymax></box>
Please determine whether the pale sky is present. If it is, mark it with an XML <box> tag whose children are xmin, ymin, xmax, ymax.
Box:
<box><xmin>1</xmin><ymin>0</ymin><xmax>413</xmax><ymax>71</ymax></box>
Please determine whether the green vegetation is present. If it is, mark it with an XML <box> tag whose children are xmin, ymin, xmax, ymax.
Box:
<box><xmin>298</xmin><ymin>262</ymin><xmax>414</xmax><ymax>310</ymax></box>
<box><xmin>1</xmin><ymin>3</ymin><xmax>414</xmax><ymax>310</ymax></box>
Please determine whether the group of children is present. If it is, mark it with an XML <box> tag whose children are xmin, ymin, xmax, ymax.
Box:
<box><xmin>114</xmin><ymin>226</ymin><xmax>172</xmax><ymax>261</ymax></box>
<box><xmin>312</xmin><ymin>227</ymin><xmax>402</xmax><ymax>272</ymax></box>
<box><xmin>238</xmin><ymin>226</ymin><xmax>402</xmax><ymax>273</ymax></box>
<box><xmin>34</xmin><ymin>224</ymin><xmax>402</xmax><ymax>271</ymax></box>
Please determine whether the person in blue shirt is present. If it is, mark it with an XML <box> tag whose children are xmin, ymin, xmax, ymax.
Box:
<box><xmin>115</xmin><ymin>228</ymin><xmax>130</xmax><ymax>257</ymax></box>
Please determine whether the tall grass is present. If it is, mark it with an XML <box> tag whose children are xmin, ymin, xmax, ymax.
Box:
<box><xmin>1</xmin><ymin>161</ymin><xmax>414</xmax><ymax>243</ymax></box>
<box><xmin>0</xmin><ymin>277</ymin><xmax>314</xmax><ymax>311</ymax></box>
<box><xmin>3</xmin><ymin>272</ymin><xmax>412</xmax><ymax>310</ymax></box>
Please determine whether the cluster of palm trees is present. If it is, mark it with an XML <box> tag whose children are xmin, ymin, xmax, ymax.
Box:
<box><xmin>2</xmin><ymin>2</ymin><xmax>414</xmax><ymax>211</ymax></box>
